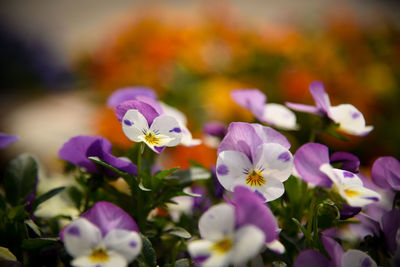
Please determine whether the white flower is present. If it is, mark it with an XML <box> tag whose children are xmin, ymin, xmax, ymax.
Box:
<box><xmin>341</xmin><ymin>249</ymin><xmax>377</xmax><ymax>267</ymax></box>
<box><xmin>188</xmin><ymin>204</ymin><xmax>265</xmax><ymax>267</ymax></box>
<box><xmin>216</xmin><ymin>143</ymin><xmax>293</xmax><ymax>202</ymax></box>
<box><xmin>63</xmin><ymin>218</ymin><xmax>142</xmax><ymax>267</ymax></box>
<box><xmin>320</xmin><ymin>163</ymin><xmax>380</xmax><ymax>207</ymax></box>
<box><xmin>329</xmin><ymin>104</ymin><xmax>374</xmax><ymax>136</ymax></box>
<box><xmin>122</xmin><ymin>109</ymin><xmax>182</xmax><ymax>153</ymax></box>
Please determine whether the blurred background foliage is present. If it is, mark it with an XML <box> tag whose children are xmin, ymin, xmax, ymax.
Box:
<box><xmin>1</xmin><ymin>0</ymin><xmax>399</xmax><ymax>172</ymax></box>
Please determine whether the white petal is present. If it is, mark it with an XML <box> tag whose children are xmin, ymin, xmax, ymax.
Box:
<box><xmin>231</xmin><ymin>225</ymin><xmax>265</xmax><ymax>266</ymax></box>
<box><xmin>202</xmin><ymin>254</ymin><xmax>230</xmax><ymax>267</ymax></box>
<box><xmin>160</xmin><ymin>102</ymin><xmax>187</xmax><ymax>125</ymax></box>
<box><xmin>199</xmin><ymin>204</ymin><xmax>235</xmax><ymax>241</ymax></box>
<box><xmin>341</xmin><ymin>249</ymin><xmax>377</xmax><ymax>267</ymax></box>
<box><xmin>71</xmin><ymin>250</ymin><xmax>127</xmax><ymax>267</ymax></box>
<box><xmin>63</xmin><ymin>218</ymin><xmax>102</xmax><ymax>258</ymax></box>
<box><xmin>319</xmin><ymin>163</ymin><xmax>341</xmax><ymax>185</ymax></box>
<box><xmin>266</xmin><ymin>239</ymin><xmax>285</xmax><ymax>254</ymax></box>
<box><xmin>216</xmin><ymin>150</ymin><xmax>253</xmax><ymax>192</ymax></box>
<box><xmin>239</xmin><ymin>177</ymin><xmax>285</xmax><ymax>202</ymax></box>
<box><xmin>254</xmin><ymin>143</ymin><xmax>293</xmax><ymax>182</ymax></box>
<box><xmin>187</xmin><ymin>239</ymin><xmax>213</xmax><ymax>259</ymax></box>
<box><xmin>150</xmin><ymin>114</ymin><xmax>182</xmax><ymax>147</ymax></box>
<box><xmin>341</xmin><ymin>186</ymin><xmax>381</xmax><ymax>207</ymax></box>
<box><xmin>122</xmin><ymin>109</ymin><xmax>149</xmax><ymax>142</ymax></box>
<box><xmin>180</xmin><ymin>124</ymin><xmax>202</xmax><ymax>147</ymax></box>
<box><xmin>103</xmin><ymin>229</ymin><xmax>142</xmax><ymax>263</ymax></box>
<box><xmin>329</xmin><ymin>104</ymin><xmax>373</xmax><ymax>136</ymax></box>
<box><xmin>262</xmin><ymin>104</ymin><xmax>299</xmax><ymax>130</ymax></box>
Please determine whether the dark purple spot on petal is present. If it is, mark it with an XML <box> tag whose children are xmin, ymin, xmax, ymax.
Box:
<box><xmin>129</xmin><ymin>241</ymin><xmax>137</xmax><ymax>247</ymax></box>
<box><xmin>343</xmin><ymin>172</ymin><xmax>354</xmax><ymax>178</ymax></box>
<box><xmin>68</xmin><ymin>226</ymin><xmax>80</xmax><ymax>236</ymax></box>
<box><xmin>124</xmin><ymin>119</ymin><xmax>133</xmax><ymax>126</ymax></box>
<box><xmin>278</xmin><ymin>152</ymin><xmax>290</xmax><ymax>162</ymax></box>
<box><xmin>361</xmin><ymin>257</ymin><xmax>372</xmax><ymax>267</ymax></box>
<box><xmin>154</xmin><ymin>146</ymin><xmax>165</xmax><ymax>153</ymax></box>
<box><xmin>366</xmin><ymin>197</ymin><xmax>379</xmax><ymax>202</ymax></box>
<box><xmin>194</xmin><ymin>255</ymin><xmax>210</xmax><ymax>263</ymax></box>
<box><xmin>169</xmin><ymin>127</ymin><xmax>181</xmax><ymax>133</ymax></box>
<box><xmin>352</xmin><ymin>112</ymin><xmax>360</xmax><ymax>119</ymax></box>
<box><xmin>217</xmin><ymin>164</ymin><xmax>229</xmax><ymax>175</ymax></box>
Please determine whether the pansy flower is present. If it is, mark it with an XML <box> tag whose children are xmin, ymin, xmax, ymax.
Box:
<box><xmin>231</xmin><ymin>89</ymin><xmax>299</xmax><ymax>130</ymax></box>
<box><xmin>109</xmin><ymin>87</ymin><xmax>199</xmax><ymax>148</ymax></box>
<box><xmin>232</xmin><ymin>186</ymin><xmax>285</xmax><ymax>253</ymax></box>
<box><xmin>116</xmin><ymin>100</ymin><xmax>182</xmax><ymax>153</ymax></box>
<box><xmin>58</xmin><ymin>135</ymin><xmax>137</xmax><ymax>176</ymax></box>
<box><xmin>187</xmin><ymin>203</ymin><xmax>265</xmax><ymax>267</ymax></box>
<box><xmin>0</xmin><ymin>133</ymin><xmax>19</xmax><ymax>149</ymax></box>
<box><xmin>216</xmin><ymin>122</ymin><xmax>293</xmax><ymax>202</ymax></box>
<box><xmin>294</xmin><ymin>143</ymin><xmax>380</xmax><ymax>207</ymax></box>
<box><xmin>202</xmin><ymin>121</ymin><xmax>227</xmax><ymax>148</ymax></box>
<box><xmin>294</xmin><ymin>235</ymin><xmax>377</xmax><ymax>267</ymax></box>
<box><xmin>60</xmin><ymin>201</ymin><xmax>142</xmax><ymax>267</ymax></box>
<box><xmin>371</xmin><ymin>156</ymin><xmax>400</xmax><ymax>191</ymax></box>
<box><xmin>285</xmin><ymin>81</ymin><xmax>373</xmax><ymax>136</ymax></box>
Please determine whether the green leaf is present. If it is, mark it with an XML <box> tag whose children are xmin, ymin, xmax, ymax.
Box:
<box><xmin>140</xmin><ymin>234</ymin><xmax>157</xmax><ymax>267</ymax></box>
<box><xmin>164</xmin><ymin>227</ymin><xmax>191</xmax><ymax>239</ymax></box>
<box><xmin>21</xmin><ymin>238</ymin><xmax>58</xmax><ymax>250</ymax></box>
<box><xmin>4</xmin><ymin>153</ymin><xmax>38</xmax><ymax>206</ymax></box>
<box><xmin>68</xmin><ymin>186</ymin><xmax>83</xmax><ymax>210</ymax></box>
<box><xmin>88</xmin><ymin>156</ymin><xmax>132</xmax><ymax>178</ymax></box>
<box><xmin>8</xmin><ymin>205</ymin><xmax>28</xmax><ymax>221</ymax></box>
<box><xmin>31</xmin><ymin>186</ymin><xmax>65</xmax><ymax>211</ymax></box>
<box><xmin>154</xmin><ymin>167</ymin><xmax>180</xmax><ymax>180</ymax></box>
<box><xmin>0</xmin><ymin>246</ymin><xmax>17</xmax><ymax>261</ymax></box>
<box><xmin>171</xmin><ymin>167</ymin><xmax>211</xmax><ymax>184</ymax></box>
<box><xmin>25</xmin><ymin>219</ymin><xmax>41</xmax><ymax>236</ymax></box>
<box><xmin>175</xmin><ymin>258</ymin><xmax>190</xmax><ymax>267</ymax></box>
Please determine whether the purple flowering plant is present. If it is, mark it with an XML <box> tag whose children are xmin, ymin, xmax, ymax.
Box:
<box><xmin>0</xmin><ymin>83</ymin><xmax>399</xmax><ymax>267</ymax></box>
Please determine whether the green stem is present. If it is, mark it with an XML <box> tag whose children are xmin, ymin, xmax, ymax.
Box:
<box><xmin>136</xmin><ymin>142</ymin><xmax>145</xmax><ymax>230</ymax></box>
<box><xmin>306</xmin><ymin>193</ymin><xmax>317</xmax><ymax>246</ymax></box>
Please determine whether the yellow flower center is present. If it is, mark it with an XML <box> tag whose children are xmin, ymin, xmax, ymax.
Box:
<box><xmin>344</xmin><ymin>189</ymin><xmax>360</xmax><ymax>198</ymax></box>
<box><xmin>89</xmin><ymin>248</ymin><xmax>109</xmax><ymax>262</ymax></box>
<box><xmin>246</xmin><ymin>169</ymin><xmax>265</xmax><ymax>187</ymax></box>
<box><xmin>144</xmin><ymin>131</ymin><xmax>160</xmax><ymax>145</ymax></box>
<box><xmin>212</xmin><ymin>238</ymin><xmax>233</xmax><ymax>254</ymax></box>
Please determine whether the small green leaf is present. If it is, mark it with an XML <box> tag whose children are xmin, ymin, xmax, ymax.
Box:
<box><xmin>171</xmin><ymin>167</ymin><xmax>211</xmax><ymax>184</ymax></box>
<box><xmin>25</xmin><ymin>219</ymin><xmax>41</xmax><ymax>236</ymax></box>
<box><xmin>8</xmin><ymin>205</ymin><xmax>28</xmax><ymax>221</ymax></box>
<box><xmin>154</xmin><ymin>167</ymin><xmax>180</xmax><ymax>180</ymax></box>
<box><xmin>139</xmin><ymin>181</ymin><xmax>151</xmax><ymax>192</ymax></box>
<box><xmin>164</xmin><ymin>227</ymin><xmax>191</xmax><ymax>239</ymax></box>
<box><xmin>32</xmin><ymin>186</ymin><xmax>65</xmax><ymax>211</ymax></box>
<box><xmin>21</xmin><ymin>238</ymin><xmax>59</xmax><ymax>250</ymax></box>
<box><xmin>0</xmin><ymin>246</ymin><xmax>17</xmax><ymax>261</ymax></box>
<box><xmin>140</xmin><ymin>234</ymin><xmax>157</xmax><ymax>267</ymax></box>
<box><xmin>89</xmin><ymin>156</ymin><xmax>132</xmax><ymax>178</ymax></box>
<box><xmin>175</xmin><ymin>258</ymin><xmax>190</xmax><ymax>267</ymax></box>
<box><xmin>4</xmin><ymin>153</ymin><xmax>38</xmax><ymax>206</ymax></box>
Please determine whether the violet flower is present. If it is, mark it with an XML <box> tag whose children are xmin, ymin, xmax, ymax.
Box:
<box><xmin>58</xmin><ymin>135</ymin><xmax>137</xmax><ymax>176</ymax></box>
<box><xmin>0</xmin><ymin>133</ymin><xmax>19</xmax><ymax>149</ymax></box>
<box><xmin>231</xmin><ymin>89</ymin><xmax>299</xmax><ymax>130</ymax></box>
<box><xmin>286</xmin><ymin>81</ymin><xmax>373</xmax><ymax>136</ymax></box>
<box><xmin>106</xmin><ymin>86</ymin><xmax>157</xmax><ymax>108</ymax></box>
<box><xmin>216</xmin><ymin>122</ymin><xmax>293</xmax><ymax>202</ymax></box>
<box><xmin>60</xmin><ymin>201</ymin><xmax>141</xmax><ymax>267</ymax></box>
<box><xmin>294</xmin><ymin>143</ymin><xmax>380</xmax><ymax>207</ymax></box>
<box><xmin>371</xmin><ymin>156</ymin><xmax>400</xmax><ymax>191</ymax></box>
<box><xmin>294</xmin><ymin>235</ymin><xmax>377</xmax><ymax>267</ymax></box>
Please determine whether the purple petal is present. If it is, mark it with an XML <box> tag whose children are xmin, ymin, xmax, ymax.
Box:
<box><xmin>0</xmin><ymin>133</ymin><xmax>19</xmax><ymax>149</ymax></box>
<box><xmin>294</xmin><ymin>250</ymin><xmax>330</xmax><ymax>267</ymax></box>
<box><xmin>251</xmin><ymin>123</ymin><xmax>291</xmax><ymax>149</ymax></box>
<box><xmin>355</xmin><ymin>213</ymin><xmax>381</xmax><ymax>237</ymax></box>
<box><xmin>203</xmin><ymin>121</ymin><xmax>227</xmax><ymax>139</ymax></box>
<box><xmin>339</xmin><ymin>204</ymin><xmax>361</xmax><ymax>220</ymax></box>
<box><xmin>371</xmin><ymin>156</ymin><xmax>400</xmax><ymax>191</ymax></box>
<box><xmin>115</xmin><ymin>100</ymin><xmax>160</xmax><ymax>125</ymax></box>
<box><xmin>285</xmin><ymin>102</ymin><xmax>321</xmax><ymax>115</ymax></box>
<box><xmin>136</xmin><ymin>96</ymin><xmax>163</xmax><ymax>115</ymax></box>
<box><xmin>232</xmin><ymin>186</ymin><xmax>279</xmax><ymax>242</ymax></box>
<box><xmin>231</xmin><ymin>89</ymin><xmax>266</xmax><ymax>119</ymax></box>
<box><xmin>294</xmin><ymin>143</ymin><xmax>332</xmax><ymax>187</ymax></box>
<box><xmin>330</xmin><ymin>152</ymin><xmax>360</xmax><ymax>173</ymax></box>
<box><xmin>218</xmin><ymin>122</ymin><xmax>263</xmax><ymax>162</ymax></box>
<box><xmin>322</xmin><ymin>235</ymin><xmax>344</xmax><ymax>267</ymax></box>
<box><xmin>382</xmin><ymin>209</ymin><xmax>400</xmax><ymax>254</ymax></box>
<box><xmin>59</xmin><ymin>135</ymin><xmax>136</xmax><ymax>176</ymax></box>
<box><xmin>81</xmin><ymin>201</ymin><xmax>139</xmax><ymax>237</ymax></box>
<box><xmin>309</xmin><ymin>81</ymin><xmax>331</xmax><ymax>115</ymax></box>
<box><xmin>106</xmin><ymin>86</ymin><xmax>157</xmax><ymax>108</ymax></box>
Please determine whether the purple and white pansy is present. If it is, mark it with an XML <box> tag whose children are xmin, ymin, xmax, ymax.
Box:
<box><xmin>294</xmin><ymin>143</ymin><xmax>380</xmax><ymax>207</ymax></box>
<box><xmin>117</xmin><ymin>99</ymin><xmax>183</xmax><ymax>154</ymax></box>
<box><xmin>294</xmin><ymin>235</ymin><xmax>377</xmax><ymax>267</ymax></box>
<box><xmin>60</xmin><ymin>201</ymin><xmax>142</xmax><ymax>267</ymax></box>
<box><xmin>109</xmin><ymin>86</ymin><xmax>200</xmax><ymax>148</ymax></box>
<box><xmin>187</xmin><ymin>203</ymin><xmax>265</xmax><ymax>267</ymax></box>
<box><xmin>231</xmin><ymin>89</ymin><xmax>299</xmax><ymax>130</ymax></box>
<box><xmin>285</xmin><ymin>81</ymin><xmax>373</xmax><ymax>136</ymax></box>
<box><xmin>216</xmin><ymin>122</ymin><xmax>293</xmax><ymax>202</ymax></box>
